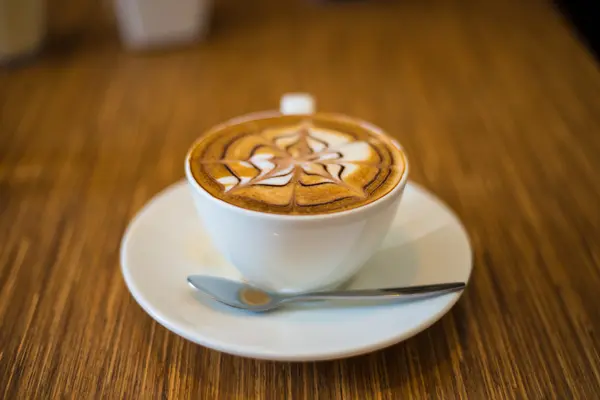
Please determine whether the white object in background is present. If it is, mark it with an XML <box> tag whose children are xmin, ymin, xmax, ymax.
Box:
<box><xmin>0</xmin><ymin>0</ymin><xmax>45</xmax><ymax>65</ymax></box>
<box><xmin>120</xmin><ymin>180</ymin><xmax>472</xmax><ymax>361</ymax></box>
<box><xmin>114</xmin><ymin>0</ymin><xmax>212</xmax><ymax>50</ymax></box>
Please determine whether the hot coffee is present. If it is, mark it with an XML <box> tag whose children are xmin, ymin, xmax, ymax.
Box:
<box><xmin>188</xmin><ymin>113</ymin><xmax>406</xmax><ymax>215</ymax></box>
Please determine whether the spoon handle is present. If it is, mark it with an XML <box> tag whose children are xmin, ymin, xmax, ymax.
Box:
<box><xmin>287</xmin><ymin>282</ymin><xmax>466</xmax><ymax>302</ymax></box>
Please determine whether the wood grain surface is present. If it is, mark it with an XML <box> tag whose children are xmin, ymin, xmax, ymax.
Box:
<box><xmin>2</xmin><ymin>0</ymin><xmax>600</xmax><ymax>398</ymax></box>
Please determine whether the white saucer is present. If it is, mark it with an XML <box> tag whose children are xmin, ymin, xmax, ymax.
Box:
<box><xmin>120</xmin><ymin>180</ymin><xmax>472</xmax><ymax>361</ymax></box>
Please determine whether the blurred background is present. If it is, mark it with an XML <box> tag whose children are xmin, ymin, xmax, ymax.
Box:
<box><xmin>2</xmin><ymin>0</ymin><xmax>599</xmax><ymax>207</ymax></box>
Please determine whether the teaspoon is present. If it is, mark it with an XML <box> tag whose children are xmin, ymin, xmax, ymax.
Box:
<box><xmin>187</xmin><ymin>275</ymin><xmax>466</xmax><ymax>312</ymax></box>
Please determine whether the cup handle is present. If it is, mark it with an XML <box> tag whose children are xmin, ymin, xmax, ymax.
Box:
<box><xmin>280</xmin><ymin>93</ymin><xmax>315</xmax><ymax>115</ymax></box>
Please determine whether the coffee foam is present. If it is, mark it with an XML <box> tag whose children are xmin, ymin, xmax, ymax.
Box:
<box><xmin>188</xmin><ymin>114</ymin><xmax>406</xmax><ymax>215</ymax></box>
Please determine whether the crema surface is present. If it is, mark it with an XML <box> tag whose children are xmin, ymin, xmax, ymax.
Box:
<box><xmin>188</xmin><ymin>114</ymin><xmax>406</xmax><ymax>215</ymax></box>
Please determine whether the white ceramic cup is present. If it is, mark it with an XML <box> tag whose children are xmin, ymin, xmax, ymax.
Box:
<box><xmin>185</xmin><ymin>94</ymin><xmax>409</xmax><ymax>293</ymax></box>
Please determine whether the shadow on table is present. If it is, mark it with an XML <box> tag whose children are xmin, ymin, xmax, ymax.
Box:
<box><xmin>326</xmin><ymin>298</ymin><xmax>469</xmax><ymax>395</ymax></box>
<box><xmin>168</xmin><ymin>297</ymin><xmax>468</xmax><ymax>397</ymax></box>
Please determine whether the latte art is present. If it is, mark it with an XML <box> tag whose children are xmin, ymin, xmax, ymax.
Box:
<box><xmin>188</xmin><ymin>114</ymin><xmax>406</xmax><ymax>215</ymax></box>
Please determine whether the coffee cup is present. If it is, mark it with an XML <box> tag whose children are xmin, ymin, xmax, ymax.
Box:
<box><xmin>185</xmin><ymin>94</ymin><xmax>409</xmax><ymax>293</ymax></box>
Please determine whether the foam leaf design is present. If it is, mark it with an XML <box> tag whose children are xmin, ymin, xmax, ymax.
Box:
<box><xmin>200</xmin><ymin>121</ymin><xmax>386</xmax><ymax>204</ymax></box>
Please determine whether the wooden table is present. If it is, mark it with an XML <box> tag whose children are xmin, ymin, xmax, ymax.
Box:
<box><xmin>2</xmin><ymin>0</ymin><xmax>600</xmax><ymax>398</ymax></box>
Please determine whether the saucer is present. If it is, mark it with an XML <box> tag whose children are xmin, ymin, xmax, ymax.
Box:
<box><xmin>120</xmin><ymin>180</ymin><xmax>472</xmax><ymax>361</ymax></box>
